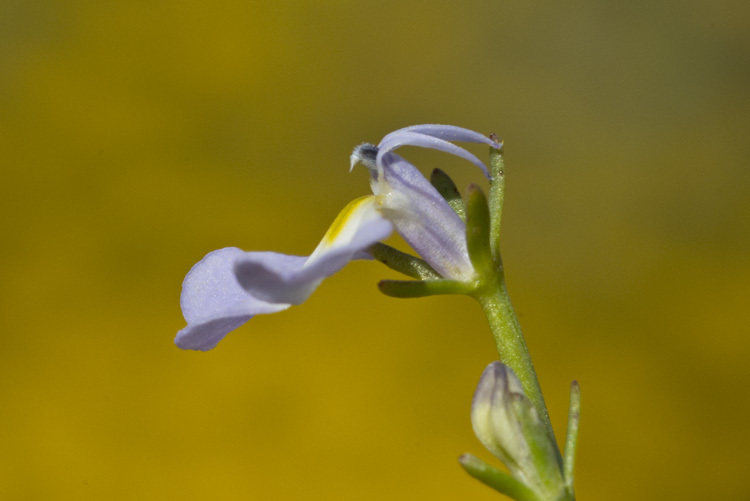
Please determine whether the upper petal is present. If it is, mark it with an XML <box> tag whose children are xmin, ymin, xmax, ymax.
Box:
<box><xmin>175</xmin><ymin>247</ymin><xmax>291</xmax><ymax>351</ymax></box>
<box><xmin>387</xmin><ymin>124</ymin><xmax>501</xmax><ymax>147</ymax></box>
<box><xmin>376</xmin><ymin>152</ymin><xmax>474</xmax><ymax>281</ymax></box>
<box><xmin>235</xmin><ymin>196</ymin><xmax>393</xmax><ymax>304</ymax></box>
<box><xmin>377</xmin><ymin>124</ymin><xmax>500</xmax><ymax>179</ymax></box>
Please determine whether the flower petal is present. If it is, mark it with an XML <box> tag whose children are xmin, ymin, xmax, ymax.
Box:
<box><xmin>175</xmin><ymin>247</ymin><xmax>291</xmax><ymax>351</ymax></box>
<box><xmin>377</xmin><ymin>124</ymin><xmax>500</xmax><ymax>179</ymax></box>
<box><xmin>175</xmin><ymin>316</ymin><xmax>257</xmax><ymax>352</ymax></box>
<box><xmin>376</xmin><ymin>152</ymin><xmax>474</xmax><ymax>281</ymax></box>
<box><xmin>389</xmin><ymin>124</ymin><xmax>500</xmax><ymax>147</ymax></box>
<box><xmin>235</xmin><ymin>196</ymin><xmax>393</xmax><ymax>304</ymax></box>
<box><xmin>233</xmin><ymin>252</ymin><xmax>317</xmax><ymax>305</ymax></box>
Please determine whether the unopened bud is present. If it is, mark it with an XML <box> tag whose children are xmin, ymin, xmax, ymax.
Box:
<box><xmin>471</xmin><ymin>362</ymin><xmax>567</xmax><ymax>500</ymax></box>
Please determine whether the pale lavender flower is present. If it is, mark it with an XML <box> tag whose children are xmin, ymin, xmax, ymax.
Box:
<box><xmin>176</xmin><ymin>125</ymin><xmax>499</xmax><ymax>351</ymax></box>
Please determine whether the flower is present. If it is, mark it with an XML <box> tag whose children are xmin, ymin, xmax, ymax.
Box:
<box><xmin>175</xmin><ymin>196</ymin><xmax>391</xmax><ymax>351</ymax></box>
<box><xmin>471</xmin><ymin>362</ymin><xmax>566</xmax><ymax>499</ymax></box>
<box><xmin>175</xmin><ymin>125</ymin><xmax>499</xmax><ymax>351</ymax></box>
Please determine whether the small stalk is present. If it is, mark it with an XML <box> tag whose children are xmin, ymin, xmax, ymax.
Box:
<box><xmin>563</xmin><ymin>381</ymin><xmax>581</xmax><ymax>495</ymax></box>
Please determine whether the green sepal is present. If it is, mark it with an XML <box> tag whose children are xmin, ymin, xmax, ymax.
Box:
<box><xmin>459</xmin><ymin>453</ymin><xmax>540</xmax><ymax>501</ymax></box>
<box><xmin>377</xmin><ymin>278</ymin><xmax>472</xmax><ymax>298</ymax></box>
<box><xmin>563</xmin><ymin>381</ymin><xmax>581</xmax><ymax>495</ymax></box>
<box><xmin>465</xmin><ymin>184</ymin><xmax>494</xmax><ymax>276</ymax></box>
<box><xmin>430</xmin><ymin>168</ymin><xmax>466</xmax><ymax>221</ymax></box>
<box><xmin>510</xmin><ymin>394</ymin><xmax>567</xmax><ymax>499</ymax></box>
<box><xmin>368</xmin><ymin>242</ymin><xmax>441</xmax><ymax>280</ymax></box>
<box><xmin>487</xmin><ymin>139</ymin><xmax>505</xmax><ymax>260</ymax></box>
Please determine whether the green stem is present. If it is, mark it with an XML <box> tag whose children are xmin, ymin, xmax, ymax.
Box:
<box><xmin>481</xmin><ymin>140</ymin><xmax>559</xmax><ymax>450</ymax></box>
<box><xmin>474</xmin><ymin>280</ymin><xmax>561</xmax><ymax>464</ymax></box>
<box><xmin>462</xmin><ymin>140</ymin><xmax>572</xmax><ymax>500</ymax></box>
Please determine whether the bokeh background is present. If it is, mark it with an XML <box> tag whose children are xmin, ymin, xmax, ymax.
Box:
<box><xmin>2</xmin><ymin>1</ymin><xmax>748</xmax><ymax>499</ymax></box>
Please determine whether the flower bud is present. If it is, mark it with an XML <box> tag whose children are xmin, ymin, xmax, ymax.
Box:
<box><xmin>471</xmin><ymin>362</ymin><xmax>567</xmax><ymax>500</ymax></box>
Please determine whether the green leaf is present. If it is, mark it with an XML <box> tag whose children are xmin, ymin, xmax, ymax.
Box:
<box><xmin>563</xmin><ymin>381</ymin><xmax>581</xmax><ymax>495</ymax></box>
<box><xmin>487</xmin><ymin>141</ymin><xmax>505</xmax><ymax>260</ymax></box>
<box><xmin>459</xmin><ymin>454</ymin><xmax>540</xmax><ymax>501</ymax></box>
<box><xmin>368</xmin><ymin>242</ymin><xmax>441</xmax><ymax>280</ymax></box>
<box><xmin>377</xmin><ymin>279</ymin><xmax>472</xmax><ymax>298</ymax></box>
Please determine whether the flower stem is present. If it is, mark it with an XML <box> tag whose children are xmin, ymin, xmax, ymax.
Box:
<box><xmin>474</xmin><ymin>283</ymin><xmax>558</xmax><ymax>456</ymax></box>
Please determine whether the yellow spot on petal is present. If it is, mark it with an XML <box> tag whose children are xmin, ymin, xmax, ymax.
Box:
<box><xmin>302</xmin><ymin>196</ymin><xmax>378</xmax><ymax>269</ymax></box>
<box><xmin>320</xmin><ymin>196</ymin><xmax>375</xmax><ymax>248</ymax></box>
<box><xmin>305</xmin><ymin>195</ymin><xmax>382</xmax><ymax>266</ymax></box>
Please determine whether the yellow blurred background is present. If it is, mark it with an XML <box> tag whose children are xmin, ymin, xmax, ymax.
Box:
<box><xmin>2</xmin><ymin>1</ymin><xmax>748</xmax><ymax>499</ymax></box>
